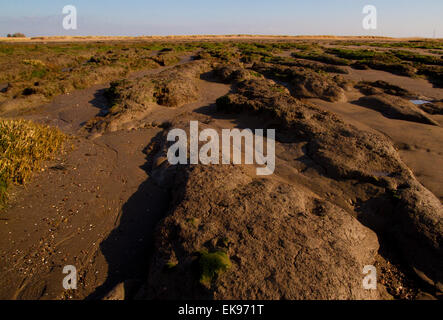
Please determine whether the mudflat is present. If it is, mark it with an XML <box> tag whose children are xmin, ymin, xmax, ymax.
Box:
<box><xmin>0</xmin><ymin>37</ymin><xmax>442</xmax><ymax>300</ymax></box>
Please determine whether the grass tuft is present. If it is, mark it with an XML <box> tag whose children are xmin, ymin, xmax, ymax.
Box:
<box><xmin>0</xmin><ymin>119</ymin><xmax>65</xmax><ymax>207</ymax></box>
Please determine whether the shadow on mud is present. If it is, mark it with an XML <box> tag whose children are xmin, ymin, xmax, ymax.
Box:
<box><xmin>87</xmin><ymin>132</ymin><xmax>171</xmax><ymax>300</ymax></box>
<box><xmin>355</xmin><ymin>195</ymin><xmax>437</xmax><ymax>298</ymax></box>
<box><xmin>88</xmin><ymin>88</ymin><xmax>111</xmax><ymax>116</ymax></box>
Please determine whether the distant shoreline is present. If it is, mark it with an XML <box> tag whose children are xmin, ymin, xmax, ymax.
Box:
<box><xmin>1</xmin><ymin>34</ymin><xmax>442</xmax><ymax>43</ymax></box>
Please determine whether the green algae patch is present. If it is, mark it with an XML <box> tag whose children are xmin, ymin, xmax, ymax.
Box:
<box><xmin>198</xmin><ymin>250</ymin><xmax>231</xmax><ymax>286</ymax></box>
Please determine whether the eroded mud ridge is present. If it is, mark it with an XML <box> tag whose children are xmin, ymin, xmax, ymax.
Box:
<box><xmin>1</xmin><ymin>40</ymin><xmax>442</xmax><ymax>300</ymax></box>
<box><xmin>136</xmin><ymin>70</ymin><xmax>442</xmax><ymax>299</ymax></box>
<box><xmin>144</xmin><ymin>164</ymin><xmax>380</xmax><ymax>299</ymax></box>
<box><xmin>86</xmin><ymin>60</ymin><xmax>211</xmax><ymax>133</ymax></box>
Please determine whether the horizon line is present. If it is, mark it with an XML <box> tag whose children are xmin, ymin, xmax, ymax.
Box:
<box><xmin>2</xmin><ymin>34</ymin><xmax>442</xmax><ymax>42</ymax></box>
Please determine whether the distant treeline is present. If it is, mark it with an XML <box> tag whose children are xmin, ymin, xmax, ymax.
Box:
<box><xmin>6</xmin><ymin>33</ymin><xmax>26</xmax><ymax>38</ymax></box>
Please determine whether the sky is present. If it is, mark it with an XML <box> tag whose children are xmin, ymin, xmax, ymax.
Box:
<box><xmin>0</xmin><ymin>0</ymin><xmax>442</xmax><ymax>38</ymax></box>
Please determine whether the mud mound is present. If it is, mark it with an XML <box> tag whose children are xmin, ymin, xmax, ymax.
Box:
<box><xmin>216</xmin><ymin>78</ymin><xmax>443</xmax><ymax>288</ymax></box>
<box><xmin>217</xmin><ymin>79</ymin><xmax>404</xmax><ymax>182</ymax></box>
<box><xmin>355</xmin><ymin>81</ymin><xmax>414</xmax><ymax>97</ymax></box>
<box><xmin>356</xmin><ymin>94</ymin><xmax>439</xmax><ymax>126</ymax></box>
<box><xmin>273</xmin><ymin>57</ymin><xmax>349</xmax><ymax>74</ymax></box>
<box><xmin>216</xmin><ymin>78</ymin><xmax>298</xmax><ymax>116</ymax></box>
<box><xmin>213</xmin><ymin>64</ymin><xmax>258</xmax><ymax>83</ymax></box>
<box><xmin>351</xmin><ymin>60</ymin><xmax>417</xmax><ymax>77</ymax></box>
<box><xmin>418</xmin><ymin>65</ymin><xmax>443</xmax><ymax>88</ymax></box>
<box><xmin>290</xmin><ymin>69</ymin><xmax>347</xmax><ymax>102</ymax></box>
<box><xmin>252</xmin><ymin>63</ymin><xmax>346</xmax><ymax>102</ymax></box>
<box><xmin>142</xmin><ymin>164</ymin><xmax>381</xmax><ymax>300</ymax></box>
<box><xmin>151</xmin><ymin>52</ymin><xmax>180</xmax><ymax>66</ymax></box>
<box><xmin>332</xmin><ymin>74</ymin><xmax>353</xmax><ymax>91</ymax></box>
<box><xmin>418</xmin><ymin>101</ymin><xmax>443</xmax><ymax>115</ymax></box>
<box><xmin>151</xmin><ymin>61</ymin><xmax>210</xmax><ymax>107</ymax></box>
<box><xmin>86</xmin><ymin>60</ymin><xmax>211</xmax><ymax>133</ymax></box>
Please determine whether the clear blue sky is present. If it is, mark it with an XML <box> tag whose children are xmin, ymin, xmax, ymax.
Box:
<box><xmin>0</xmin><ymin>0</ymin><xmax>442</xmax><ymax>37</ymax></box>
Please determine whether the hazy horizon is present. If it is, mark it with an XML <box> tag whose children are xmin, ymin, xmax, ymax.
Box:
<box><xmin>1</xmin><ymin>0</ymin><xmax>442</xmax><ymax>38</ymax></box>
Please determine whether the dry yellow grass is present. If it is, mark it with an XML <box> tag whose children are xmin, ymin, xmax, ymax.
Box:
<box><xmin>0</xmin><ymin>119</ymin><xmax>65</xmax><ymax>207</ymax></box>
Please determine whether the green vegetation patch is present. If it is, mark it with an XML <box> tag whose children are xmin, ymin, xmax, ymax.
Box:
<box><xmin>197</xmin><ymin>250</ymin><xmax>231</xmax><ymax>286</ymax></box>
<box><xmin>291</xmin><ymin>50</ymin><xmax>350</xmax><ymax>66</ymax></box>
<box><xmin>417</xmin><ymin>65</ymin><xmax>443</xmax><ymax>87</ymax></box>
<box><xmin>165</xmin><ymin>261</ymin><xmax>178</xmax><ymax>271</ymax></box>
<box><xmin>391</xmin><ymin>50</ymin><xmax>443</xmax><ymax>66</ymax></box>
<box><xmin>0</xmin><ymin>42</ymin><xmax>170</xmax><ymax>106</ymax></box>
<box><xmin>325</xmin><ymin>47</ymin><xmax>390</xmax><ymax>60</ymax></box>
<box><xmin>335</xmin><ymin>40</ymin><xmax>443</xmax><ymax>50</ymax></box>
